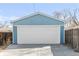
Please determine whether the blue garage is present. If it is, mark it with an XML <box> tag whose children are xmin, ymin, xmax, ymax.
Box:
<box><xmin>12</xmin><ymin>12</ymin><xmax>64</xmax><ymax>44</ymax></box>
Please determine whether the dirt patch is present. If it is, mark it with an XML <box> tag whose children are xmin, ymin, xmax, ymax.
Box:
<box><xmin>0</xmin><ymin>41</ymin><xmax>11</xmax><ymax>52</ymax></box>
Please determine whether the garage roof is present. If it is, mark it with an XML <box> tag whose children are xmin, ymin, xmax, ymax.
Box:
<box><xmin>13</xmin><ymin>12</ymin><xmax>64</xmax><ymax>25</ymax></box>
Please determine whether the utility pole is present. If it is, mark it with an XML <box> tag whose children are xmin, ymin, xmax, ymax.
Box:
<box><xmin>33</xmin><ymin>4</ymin><xmax>39</xmax><ymax>12</ymax></box>
<box><xmin>33</xmin><ymin>4</ymin><xmax>37</xmax><ymax>12</ymax></box>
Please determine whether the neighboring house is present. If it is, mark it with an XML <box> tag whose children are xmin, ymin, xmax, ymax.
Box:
<box><xmin>12</xmin><ymin>12</ymin><xmax>64</xmax><ymax>44</ymax></box>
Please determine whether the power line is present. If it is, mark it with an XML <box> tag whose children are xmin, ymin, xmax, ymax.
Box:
<box><xmin>33</xmin><ymin>4</ymin><xmax>37</xmax><ymax>12</ymax></box>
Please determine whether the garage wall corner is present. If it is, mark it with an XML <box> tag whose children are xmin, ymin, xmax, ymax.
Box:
<box><xmin>60</xmin><ymin>26</ymin><xmax>64</xmax><ymax>44</ymax></box>
<box><xmin>13</xmin><ymin>26</ymin><xmax>17</xmax><ymax>44</ymax></box>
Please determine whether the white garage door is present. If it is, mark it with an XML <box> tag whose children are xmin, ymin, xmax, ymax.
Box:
<box><xmin>17</xmin><ymin>25</ymin><xmax>60</xmax><ymax>44</ymax></box>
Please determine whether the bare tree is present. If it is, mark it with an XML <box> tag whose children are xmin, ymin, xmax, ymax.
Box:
<box><xmin>53</xmin><ymin>11</ymin><xmax>62</xmax><ymax>19</ymax></box>
<box><xmin>53</xmin><ymin>9</ymin><xmax>79</xmax><ymax>26</ymax></box>
<box><xmin>66</xmin><ymin>9</ymin><xmax>79</xmax><ymax>25</ymax></box>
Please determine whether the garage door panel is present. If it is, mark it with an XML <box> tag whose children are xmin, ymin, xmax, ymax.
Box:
<box><xmin>17</xmin><ymin>25</ymin><xmax>60</xmax><ymax>44</ymax></box>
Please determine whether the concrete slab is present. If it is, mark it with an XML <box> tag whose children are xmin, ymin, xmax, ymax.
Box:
<box><xmin>51</xmin><ymin>45</ymin><xmax>79</xmax><ymax>56</ymax></box>
<box><xmin>0</xmin><ymin>44</ymin><xmax>79</xmax><ymax>56</ymax></box>
<box><xmin>0</xmin><ymin>44</ymin><xmax>53</xmax><ymax>56</ymax></box>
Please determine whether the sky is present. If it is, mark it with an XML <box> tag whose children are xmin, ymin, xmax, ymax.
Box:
<box><xmin>0</xmin><ymin>3</ymin><xmax>79</xmax><ymax>24</ymax></box>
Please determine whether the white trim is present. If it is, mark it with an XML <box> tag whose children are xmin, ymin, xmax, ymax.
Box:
<box><xmin>14</xmin><ymin>25</ymin><xmax>64</xmax><ymax>27</ymax></box>
<box><xmin>15</xmin><ymin>25</ymin><xmax>61</xmax><ymax>27</ymax></box>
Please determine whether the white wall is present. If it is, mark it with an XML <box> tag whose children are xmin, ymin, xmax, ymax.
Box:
<box><xmin>17</xmin><ymin>25</ymin><xmax>60</xmax><ymax>44</ymax></box>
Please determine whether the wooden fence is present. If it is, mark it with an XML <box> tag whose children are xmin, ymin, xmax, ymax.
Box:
<box><xmin>65</xmin><ymin>28</ymin><xmax>79</xmax><ymax>49</ymax></box>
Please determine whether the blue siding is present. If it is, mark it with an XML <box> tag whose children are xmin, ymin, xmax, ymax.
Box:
<box><xmin>13</xmin><ymin>26</ymin><xmax>17</xmax><ymax>44</ymax></box>
<box><xmin>13</xmin><ymin>14</ymin><xmax>64</xmax><ymax>25</ymax></box>
<box><xmin>60</xmin><ymin>26</ymin><xmax>64</xmax><ymax>44</ymax></box>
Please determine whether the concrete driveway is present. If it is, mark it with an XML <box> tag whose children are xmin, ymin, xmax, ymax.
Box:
<box><xmin>0</xmin><ymin>44</ymin><xmax>79</xmax><ymax>56</ymax></box>
<box><xmin>0</xmin><ymin>44</ymin><xmax>53</xmax><ymax>56</ymax></box>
